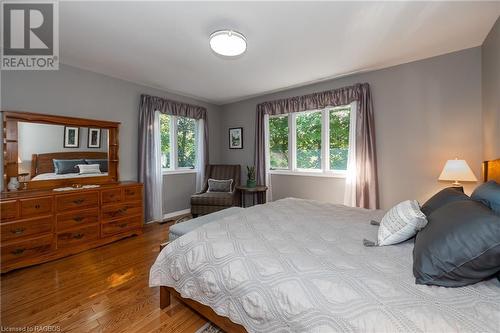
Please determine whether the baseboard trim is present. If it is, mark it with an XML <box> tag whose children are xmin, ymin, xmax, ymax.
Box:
<box><xmin>162</xmin><ymin>208</ymin><xmax>191</xmax><ymax>220</ymax></box>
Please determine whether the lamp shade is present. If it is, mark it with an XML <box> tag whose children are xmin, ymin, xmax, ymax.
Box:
<box><xmin>438</xmin><ymin>159</ymin><xmax>477</xmax><ymax>182</ymax></box>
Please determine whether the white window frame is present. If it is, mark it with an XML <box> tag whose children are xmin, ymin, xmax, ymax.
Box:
<box><xmin>160</xmin><ymin>115</ymin><xmax>198</xmax><ymax>175</ymax></box>
<box><xmin>268</xmin><ymin>105</ymin><xmax>351</xmax><ymax>178</ymax></box>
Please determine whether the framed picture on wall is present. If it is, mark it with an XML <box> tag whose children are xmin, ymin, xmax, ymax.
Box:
<box><xmin>87</xmin><ymin>128</ymin><xmax>101</xmax><ymax>148</ymax></box>
<box><xmin>64</xmin><ymin>126</ymin><xmax>80</xmax><ymax>148</ymax></box>
<box><xmin>229</xmin><ymin>127</ymin><xmax>243</xmax><ymax>149</ymax></box>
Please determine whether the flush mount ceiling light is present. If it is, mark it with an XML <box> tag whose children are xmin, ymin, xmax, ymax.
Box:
<box><xmin>209</xmin><ymin>30</ymin><xmax>247</xmax><ymax>57</ymax></box>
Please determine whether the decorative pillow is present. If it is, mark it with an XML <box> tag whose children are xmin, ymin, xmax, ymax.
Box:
<box><xmin>420</xmin><ymin>187</ymin><xmax>470</xmax><ymax>217</ymax></box>
<box><xmin>85</xmin><ymin>159</ymin><xmax>108</xmax><ymax>172</ymax></box>
<box><xmin>207</xmin><ymin>179</ymin><xmax>233</xmax><ymax>192</ymax></box>
<box><xmin>471</xmin><ymin>181</ymin><xmax>500</xmax><ymax>215</ymax></box>
<box><xmin>413</xmin><ymin>200</ymin><xmax>500</xmax><ymax>287</ymax></box>
<box><xmin>77</xmin><ymin>164</ymin><xmax>101</xmax><ymax>175</ymax></box>
<box><xmin>53</xmin><ymin>159</ymin><xmax>85</xmax><ymax>174</ymax></box>
<box><xmin>377</xmin><ymin>200</ymin><xmax>428</xmax><ymax>246</ymax></box>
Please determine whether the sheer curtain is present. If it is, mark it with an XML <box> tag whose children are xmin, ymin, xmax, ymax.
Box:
<box><xmin>343</xmin><ymin>102</ymin><xmax>357</xmax><ymax>206</ymax></box>
<box><xmin>195</xmin><ymin>119</ymin><xmax>205</xmax><ymax>192</ymax></box>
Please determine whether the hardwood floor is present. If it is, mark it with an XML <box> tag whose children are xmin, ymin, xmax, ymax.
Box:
<box><xmin>1</xmin><ymin>222</ymin><xmax>207</xmax><ymax>332</ymax></box>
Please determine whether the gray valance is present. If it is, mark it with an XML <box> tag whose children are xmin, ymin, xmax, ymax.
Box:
<box><xmin>254</xmin><ymin>83</ymin><xmax>379</xmax><ymax>209</ymax></box>
<box><xmin>138</xmin><ymin>94</ymin><xmax>209</xmax><ymax>222</ymax></box>
<box><xmin>139</xmin><ymin>94</ymin><xmax>208</xmax><ymax>120</ymax></box>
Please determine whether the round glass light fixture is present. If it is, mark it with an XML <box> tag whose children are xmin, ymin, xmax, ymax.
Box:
<box><xmin>209</xmin><ymin>30</ymin><xmax>247</xmax><ymax>57</ymax></box>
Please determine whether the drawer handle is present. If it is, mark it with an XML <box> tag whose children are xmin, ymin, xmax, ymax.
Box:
<box><xmin>73</xmin><ymin>199</ymin><xmax>84</xmax><ymax>204</ymax></box>
<box><xmin>118</xmin><ymin>223</ymin><xmax>128</xmax><ymax>228</ymax></box>
<box><xmin>126</xmin><ymin>190</ymin><xmax>134</xmax><ymax>195</ymax></box>
<box><xmin>11</xmin><ymin>248</ymin><xmax>25</xmax><ymax>255</ymax></box>
<box><xmin>73</xmin><ymin>216</ymin><xmax>84</xmax><ymax>222</ymax></box>
<box><xmin>73</xmin><ymin>233</ymin><xmax>84</xmax><ymax>239</ymax></box>
<box><xmin>35</xmin><ymin>204</ymin><xmax>41</xmax><ymax>209</ymax></box>
<box><xmin>10</xmin><ymin>228</ymin><xmax>25</xmax><ymax>235</ymax></box>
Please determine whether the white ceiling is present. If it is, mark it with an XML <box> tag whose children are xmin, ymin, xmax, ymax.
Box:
<box><xmin>60</xmin><ymin>1</ymin><xmax>500</xmax><ymax>105</ymax></box>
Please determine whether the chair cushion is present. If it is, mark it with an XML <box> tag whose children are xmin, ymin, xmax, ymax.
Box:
<box><xmin>207</xmin><ymin>178</ymin><xmax>233</xmax><ymax>192</ymax></box>
<box><xmin>191</xmin><ymin>192</ymin><xmax>234</xmax><ymax>206</ymax></box>
<box><xmin>169</xmin><ymin>207</ymin><xmax>243</xmax><ymax>241</ymax></box>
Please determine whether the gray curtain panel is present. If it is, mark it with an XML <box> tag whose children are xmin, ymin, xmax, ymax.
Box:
<box><xmin>138</xmin><ymin>94</ymin><xmax>209</xmax><ymax>222</ymax></box>
<box><xmin>255</xmin><ymin>83</ymin><xmax>379</xmax><ymax>209</ymax></box>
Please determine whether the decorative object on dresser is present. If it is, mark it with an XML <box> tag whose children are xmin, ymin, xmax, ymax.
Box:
<box><xmin>0</xmin><ymin>182</ymin><xmax>143</xmax><ymax>273</ymax></box>
<box><xmin>236</xmin><ymin>184</ymin><xmax>268</xmax><ymax>207</ymax></box>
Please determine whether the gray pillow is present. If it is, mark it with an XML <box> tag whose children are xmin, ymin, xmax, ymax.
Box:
<box><xmin>420</xmin><ymin>187</ymin><xmax>470</xmax><ymax>217</ymax></box>
<box><xmin>85</xmin><ymin>159</ymin><xmax>108</xmax><ymax>172</ymax></box>
<box><xmin>413</xmin><ymin>200</ymin><xmax>500</xmax><ymax>287</ymax></box>
<box><xmin>471</xmin><ymin>181</ymin><xmax>500</xmax><ymax>215</ymax></box>
<box><xmin>207</xmin><ymin>178</ymin><xmax>233</xmax><ymax>192</ymax></box>
<box><xmin>53</xmin><ymin>159</ymin><xmax>85</xmax><ymax>174</ymax></box>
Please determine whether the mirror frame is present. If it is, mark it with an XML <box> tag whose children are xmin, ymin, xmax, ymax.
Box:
<box><xmin>2</xmin><ymin>111</ymin><xmax>120</xmax><ymax>191</ymax></box>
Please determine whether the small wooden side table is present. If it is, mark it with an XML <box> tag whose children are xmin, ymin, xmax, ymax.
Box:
<box><xmin>236</xmin><ymin>185</ymin><xmax>268</xmax><ymax>208</ymax></box>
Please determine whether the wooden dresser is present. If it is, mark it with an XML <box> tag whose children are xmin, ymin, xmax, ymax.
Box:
<box><xmin>0</xmin><ymin>182</ymin><xmax>143</xmax><ymax>273</ymax></box>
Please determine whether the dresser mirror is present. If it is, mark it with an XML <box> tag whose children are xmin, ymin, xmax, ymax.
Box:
<box><xmin>2</xmin><ymin>111</ymin><xmax>120</xmax><ymax>191</ymax></box>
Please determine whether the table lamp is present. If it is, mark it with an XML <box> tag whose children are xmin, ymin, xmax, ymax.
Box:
<box><xmin>438</xmin><ymin>158</ymin><xmax>477</xmax><ymax>187</ymax></box>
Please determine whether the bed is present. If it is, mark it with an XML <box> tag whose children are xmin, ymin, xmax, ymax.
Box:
<box><xmin>30</xmin><ymin>151</ymin><xmax>108</xmax><ymax>181</ymax></box>
<box><xmin>149</xmin><ymin>159</ymin><xmax>500</xmax><ymax>333</ymax></box>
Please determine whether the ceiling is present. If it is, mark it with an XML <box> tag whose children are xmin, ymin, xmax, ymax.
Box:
<box><xmin>60</xmin><ymin>1</ymin><xmax>500</xmax><ymax>105</ymax></box>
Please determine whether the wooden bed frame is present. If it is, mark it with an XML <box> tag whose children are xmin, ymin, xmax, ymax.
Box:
<box><xmin>159</xmin><ymin>242</ymin><xmax>247</xmax><ymax>333</ymax></box>
<box><xmin>31</xmin><ymin>151</ymin><xmax>108</xmax><ymax>177</ymax></box>
<box><xmin>158</xmin><ymin>158</ymin><xmax>500</xmax><ymax>333</ymax></box>
<box><xmin>483</xmin><ymin>158</ymin><xmax>500</xmax><ymax>182</ymax></box>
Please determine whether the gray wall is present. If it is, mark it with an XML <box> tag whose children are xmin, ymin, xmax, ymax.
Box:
<box><xmin>1</xmin><ymin>64</ymin><xmax>223</xmax><ymax>215</ymax></box>
<box><xmin>482</xmin><ymin>17</ymin><xmax>500</xmax><ymax>161</ymax></box>
<box><xmin>221</xmin><ymin>48</ymin><xmax>483</xmax><ymax>209</ymax></box>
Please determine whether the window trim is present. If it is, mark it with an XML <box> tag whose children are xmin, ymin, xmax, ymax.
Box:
<box><xmin>267</xmin><ymin>105</ymin><xmax>351</xmax><ymax>177</ymax></box>
<box><xmin>160</xmin><ymin>114</ymin><xmax>198</xmax><ymax>173</ymax></box>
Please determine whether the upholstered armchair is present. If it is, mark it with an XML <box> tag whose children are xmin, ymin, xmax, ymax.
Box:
<box><xmin>191</xmin><ymin>164</ymin><xmax>241</xmax><ymax>217</ymax></box>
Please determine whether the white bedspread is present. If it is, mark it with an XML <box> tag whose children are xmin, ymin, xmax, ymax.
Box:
<box><xmin>150</xmin><ymin>198</ymin><xmax>500</xmax><ymax>333</ymax></box>
<box><xmin>31</xmin><ymin>172</ymin><xmax>108</xmax><ymax>181</ymax></box>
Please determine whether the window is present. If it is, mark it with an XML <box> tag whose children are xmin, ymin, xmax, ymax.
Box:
<box><xmin>267</xmin><ymin>104</ymin><xmax>351</xmax><ymax>176</ymax></box>
<box><xmin>269</xmin><ymin>115</ymin><xmax>289</xmax><ymax>169</ymax></box>
<box><xmin>160</xmin><ymin>114</ymin><xmax>198</xmax><ymax>172</ymax></box>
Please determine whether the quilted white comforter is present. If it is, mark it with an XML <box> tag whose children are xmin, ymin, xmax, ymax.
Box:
<box><xmin>149</xmin><ymin>198</ymin><xmax>500</xmax><ymax>333</ymax></box>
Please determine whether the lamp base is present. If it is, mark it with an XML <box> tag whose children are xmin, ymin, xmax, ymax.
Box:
<box><xmin>452</xmin><ymin>181</ymin><xmax>462</xmax><ymax>187</ymax></box>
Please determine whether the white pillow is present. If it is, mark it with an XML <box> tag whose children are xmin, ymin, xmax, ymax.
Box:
<box><xmin>77</xmin><ymin>164</ymin><xmax>101</xmax><ymax>175</ymax></box>
<box><xmin>377</xmin><ymin>200</ymin><xmax>428</xmax><ymax>246</ymax></box>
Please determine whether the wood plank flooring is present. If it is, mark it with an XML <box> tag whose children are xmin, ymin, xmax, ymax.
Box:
<box><xmin>1</xmin><ymin>222</ymin><xmax>207</xmax><ymax>332</ymax></box>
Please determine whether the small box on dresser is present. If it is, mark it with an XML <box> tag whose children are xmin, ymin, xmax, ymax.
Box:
<box><xmin>0</xmin><ymin>182</ymin><xmax>143</xmax><ymax>273</ymax></box>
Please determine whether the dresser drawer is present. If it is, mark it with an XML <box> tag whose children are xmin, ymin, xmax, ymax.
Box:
<box><xmin>123</xmin><ymin>186</ymin><xmax>142</xmax><ymax>202</ymax></box>
<box><xmin>20</xmin><ymin>197</ymin><xmax>53</xmax><ymax>218</ymax></box>
<box><xmin>1</xmin><ymin>234</ymin><xmax>53</xmax><ymax>263</ymax></box>
<box><xmin>1</xmin><ymin>200</ymin><xmax>18</xmax><ymax>221</ymax></box>
<box><xmin>101</xmin><ymin>215</ymin><xmax>142</xmax><ymax>237</ymax></box>
<box><xmin>56</xmin><ymin>192</ymin><xmax>98</xmax><ymax>212</ymax></box>
<box><xmin>57</xmin><ymin>208</ymin><xmax>99</xmax><ymax>232</ymax></box>
<box><xmin>101</xmin><ymin>202</ymin><xmax>142</xmax><ymax>222</ymax></box>
<box><xmin>1</xmin><ymin>216</ymin><xmax>53</xmax><ymax>243</ymax></box>
<box><xmin>57</xmin><ymin>224</ymin><xmax>99</xmax><ymax>249</ymax></box>
<box><xmin>101</xmin><ymin>189</ymin><xmax>122</xmax><ymax>205</ymax></box>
